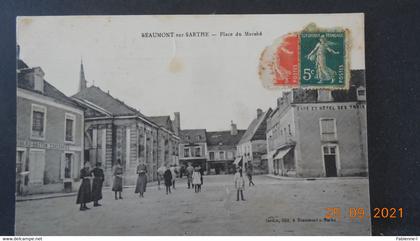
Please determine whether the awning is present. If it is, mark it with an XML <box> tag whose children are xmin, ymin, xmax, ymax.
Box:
<box><xmin>233</xmin><ymin>156</ymin><xmax>243</xmax><ymax>165</ymax></box>
<box><xmin>273</xmin><ymin>147</ymin><xmax>292</xmax><ymax>160</ymax></box>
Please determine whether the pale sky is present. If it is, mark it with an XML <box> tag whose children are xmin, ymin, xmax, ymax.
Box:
<box><xmin>17</xmin><ymin>14</ymin><xmax>365</xmax><ymax>131</ymax></box>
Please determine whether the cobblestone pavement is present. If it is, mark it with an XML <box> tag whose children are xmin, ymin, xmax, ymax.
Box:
<box><xmin>15</xmin><ymin>175</ymin><xmax>371</xmax><ymax>235</ymax></box>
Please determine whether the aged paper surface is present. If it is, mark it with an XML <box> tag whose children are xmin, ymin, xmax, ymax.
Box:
<box><xmin>15</xmin><ymin>14</ymin><xmax>369</xmax><ymax>235</ymax></box>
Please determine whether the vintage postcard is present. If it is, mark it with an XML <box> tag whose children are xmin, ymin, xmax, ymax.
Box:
<box><xmin>15</xmin><ymin>14</ymin><xmax>369</xmax><ymax>235</ymax></box>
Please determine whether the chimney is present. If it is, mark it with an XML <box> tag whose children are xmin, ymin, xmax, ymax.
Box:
<box><xmin>25</xmin><ymin>67</ymin><xmax>45</xmax><ymax>93</ymax></box>
<box><xmin>317</xmin><ymin>90</ymin><xmax>333</xmax><ymax>102</ymax></box>
<box><xmin>173</xmin><ymin>112</ymin><xmax>180</xmax><ymax>136</ymax></box>
<box><xmin>356</xmin><ymin>86</ymin><xmax>366</xmax><ymax>101</ymax></box>
<box><xmin>230</xmin><ymin>120</ymin><xmax>238</xmax><ymax>135</ymax></box>
<box><xmin>257</xmin><ymin>108</ymin><xmax>263</xmax><ymax>118</ymax></box>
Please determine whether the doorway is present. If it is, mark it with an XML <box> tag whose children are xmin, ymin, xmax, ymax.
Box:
<box><xmin>323</xmin><ymin>145</ymin><xmax>338</xmax><ymax>177</ymax></box>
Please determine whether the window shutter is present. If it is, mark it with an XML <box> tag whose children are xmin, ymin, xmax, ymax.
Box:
<box><xmin>60</xmin><ymin>153</ymin><xmax>65</xmax><ymax>180</ymax></box>
<box><xmin>72</xmin><ymin>154</ymin><xmax>78</xmax><ymax>179</ymax></box>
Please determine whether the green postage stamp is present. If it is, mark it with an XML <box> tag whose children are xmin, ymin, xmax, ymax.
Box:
<box><xmin>300</xmin><ymin>31</ymin><xmax>347</xmax><ymax>88</ymax></box>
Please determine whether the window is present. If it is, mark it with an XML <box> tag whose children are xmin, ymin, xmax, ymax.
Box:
<box><xmin>31</xmin><ymin>104</ymin><xmax>46</xmax><ymax>140</ymax></box>
<box><xmin>184</xmin><ymin>148</ymin><xmax>190</xmax><ymax>157</ymax></box>
<box><xmin>197</xmin><ymin>135</ymin><xmax>202</xmax><ymax>141</ymax></box>
<box><xmin>195</xmin><ymin>147</ymin><xmax>201</xmax><ymax>157</ymax></box>
<box><xmin>288</xmin><ymin>124</ymin><xmax>292</xmax><ymax>136</ymax></box>
<box><xmin>219</xmin><ymin>151</ymin><xmax>225</xmax><ymax>160</ymax></box>
<box><xmin>65</xmin><ymin>113</ymin><xmax>75</xmax><ymax>142</ymax></box>
<box><xmin>227</xmin><ymin>151</ymin><xmax>234</xmax><ymax>159</ymax></box>
<box><xmin>209</xmin><ymin>151</ymin><xmax>215</xmax><ymax>160</ymax></box>
<box><xmin>320</xmin><ymin>118</ymin><xmax>337</xmax><ymax>141</ymax></box>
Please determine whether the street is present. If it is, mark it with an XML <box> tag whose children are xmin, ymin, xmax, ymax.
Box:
<box><xmin>15</xmin><ymin>175</ymin><xmax>371</xmax><ymax>235</ymax></box>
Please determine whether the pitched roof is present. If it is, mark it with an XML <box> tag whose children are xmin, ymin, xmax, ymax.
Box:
<box><xmin>238</xmin><ymin>109</ymin><xmax>272</xmax><ymax>145</ymax></box>
<box><xmin>17</xmin><ymin>65</ymin><xmax>81</xmax><ymax>109</ymax></box>
<box><xmin>180</xmin><ymin>129</ymin><xmax>207</xmax><ymax>143</ymax></box>
<box><xmin>148</xmin><ymin>116</ymin><xmax>173</xmax><ymax>131</ymax></box>
<box><xmin>206</xmin><ymin>130</ymin><xmax>246</xmax><ymax>147</ymax></box>
<box><xmin>72</xmin><ymin>86</ymin><xmax>147</xmax><ymax>118</ymax></box>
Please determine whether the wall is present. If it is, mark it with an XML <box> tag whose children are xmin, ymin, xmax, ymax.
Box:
<box><xmin>16</xmin><ymin>93</ymin><xmax>84</xmax><ymax>194</ymax></box>
<box><xmin>294</xmin><ymin>102</ymin><xmax>368</xmax><ymax>177</ymax></box>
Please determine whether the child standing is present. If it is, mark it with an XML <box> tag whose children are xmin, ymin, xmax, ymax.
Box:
<box><xmin>234</xmin><ymin>168</ymin><xmax>246</xmax><ymax>201</ymax></box>
<box><xmin>192</xmin><ymin>167</ymin><xmax>202</xmax><ymax>193</ymax></box>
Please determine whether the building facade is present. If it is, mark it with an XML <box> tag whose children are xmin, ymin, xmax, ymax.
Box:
<box><xmin>16</xmin><ymin>60</ymin><xmax>84</xmax><ymax>195</ymax></box>
<box><xmin>236</xmin><ymin>108</ymin><xmax>272</xmax><ymax>174</ymax></box>
<box><xmin>206</xmin><ymin>122</ymin><xmax>245</xmax><ymax>175</ymax></box>
<box><xmin>266</xmin><ymin>70</ymin><xmax>368</xmax><ymax>177</ymax></box>
<box><xmin>179</xmin><ymin>129</ymin><xmax>208</xmax><ymax>170</ymax></box>
<box><xmin>72</xmin><ymin>62</ymin><xmax>180</xmax><ymax>185</ymax></box>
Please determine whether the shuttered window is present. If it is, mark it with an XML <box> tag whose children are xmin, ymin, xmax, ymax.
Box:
<box><xmin>31</xmin><ymin>104</ymin><xmax>46</xmax><ymax>139</ymax></box>
<box><xmin>320</xmin><ymin>118</ymin><xmax>337</xmax><ymax>141</ymax></box>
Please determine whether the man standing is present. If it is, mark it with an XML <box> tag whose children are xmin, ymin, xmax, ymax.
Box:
<box><xmin>186</xmin><ymin>162</ymin><xmax>194</xmax><ymax>189</ymax></box>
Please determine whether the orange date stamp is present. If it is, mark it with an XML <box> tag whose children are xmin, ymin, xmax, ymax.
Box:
<box><xmin>324</xmin><ymin>207</ymin><xmax>404</xmax><ymax>222</ymax></box>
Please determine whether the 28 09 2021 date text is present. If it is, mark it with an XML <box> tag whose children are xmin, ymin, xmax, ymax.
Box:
<box><xmin>324</xmin><ymin>207</ymin><xmax>404</xmax><ymax>221</ymax></box>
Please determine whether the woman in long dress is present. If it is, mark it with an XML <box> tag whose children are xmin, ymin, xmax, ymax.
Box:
<box><xmin>306</xmin><ymin>35</ymin><xmax>340</xmax><ymax>83</ymax></box>
<box><xmin>134</xmin><ymin>163</ymin><xmax>148</xmax><ymax>198</ymax></box>
<box><xmin>91</xmin><ymin>162</ymin><xmax>104</xmax><ymax>207</ymax></box>
<box><xmin>76</xmin><ymin>161</ymin><xmax>92</xmax><ymax>211</ymax></box>
<box><xmin>112</xmin><ymin>159</ymin><xmax>123</xmax><ymax>200</ymax></box>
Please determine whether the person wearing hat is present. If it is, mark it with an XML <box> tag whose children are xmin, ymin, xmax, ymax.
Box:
<box><xmin>112</xmin><ymin>159</ymin><xmax>124</xmax><ymax>200</ymax></box>
<box><xmin>90</xmin><ymin>162</ymin><xmax>105</xmax><ymax>207</ymax></box>
<box><xmin>186</xmin><ymin>162</ymin><xmax>194</xmax><ymax>189</ymax></box>
<box><xmin>76</xmin><ymin>161</ymin><xmax>93</xmax><ymax>211</ymax></box>
<box><xmin>234</xmin><ymin>167</ymin><xmax>246</xmax><ymax>201</ymax></box>
<box><xmin>192</xmin><ymin>166</ymin><xmax>202</xmax><ymax>193</ymax></box>
<box><xmin>135</xmin><ymin>162</ymin><xmax>148</xmax><ymax>198</ymax></box>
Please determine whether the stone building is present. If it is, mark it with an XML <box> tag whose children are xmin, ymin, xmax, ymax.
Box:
<box><xmin>206</xmin><ymin>122</ymin><xmax>245</xmax><ymax>175</ymax></box>
<box><xmin>148</xmin><ymin>115</ymin><xmax>180</xmax><ymax>168</ymax></box>
<box><xmin>179</xmin><ymin>129</ymin><xmax>208</xmax><ymax>170</ymax></box>
<box><xmin>236</xmin><ymin>108</ymin><xmax>272</xmax><ymax>173</ymax></box>
<box><xmin>16</xmin><ymin>59</ymin><xmax>84</xmax><ymax>195</ymax></box>
<box><xmin>72</xmin><ymin>62</ymin><xmax>180</xmax><ymax>185</ymax></box>
<box><xmin>266</xmin><ymin>70</ymin><xmax>368</xmax><ymax>177</ymax></box>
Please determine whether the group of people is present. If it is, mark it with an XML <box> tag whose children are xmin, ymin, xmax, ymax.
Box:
<box><xmin>184</xmin><ymin>162</ymin><xmax>204</xmax><ymax>193</ymax></box>
<box><xmin>76</xmin><ymin>161</ymin><xmax>105</xmax><ymax>211</ymax></box>
<box><xmin>76</xmin><ymin>159</ymin><xmax>148</xmax><ymax>211</ymax></box>
<box><xmin>76</xmin><ymin>159</ymin><xmax>256</xmax><ymax>210</ymax></box>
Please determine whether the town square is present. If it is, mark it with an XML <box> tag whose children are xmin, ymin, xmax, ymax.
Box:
<box><xmin>16</xmin><ymin>175</ymin><xmax>370</xmax><ymax>235</ymax></box>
